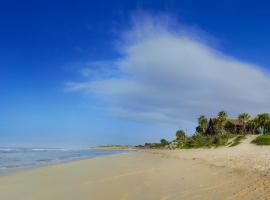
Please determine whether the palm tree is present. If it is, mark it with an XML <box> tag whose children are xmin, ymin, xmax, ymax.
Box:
<box><xmin>213</xmin><ymin>118</ymin><xmax>222</xmax><ymax>134</ymax></box>
<box><xmin>246</xmin><ymin>119</ymin><xmax>256</xmax><ymax>134</ymax></box>
<box><xmin>257</xmin><ymin>113</ymin><xmax>270</xmax><ymax>133</ymax></box>
<box><xmin>256</xmin><ymin>113</ymin><xmax>270</xmax><ymax>134</ymax></box>
<box><xmin>218</xmin><ymin>111</ymin><xmax>227</xmax><ymax>124</ymax></box>
<box><xmin>176</xmin><ymin>130</ymin><xmax>186</xmax><ymax>141</ymax></box>
<box><xmin>238</xmin><ymin>113</ymin><xmax>250</xmax><ymax>134</ymax></box>
<box><xmin>218</xmin><ymin>110</ymin><xmax>227</xmax><ymax>118</ymax></box>
<box><xmin>198</xmin><ymin>115</ymin><xmax>208</xmax><ymax>134</ymax></box>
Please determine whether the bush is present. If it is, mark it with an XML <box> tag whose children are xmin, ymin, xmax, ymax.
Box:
<box><xmin>252</xmin><ymin>134</ymin><xmax>270</xmax><ymax>145</ymax></box>
<box><xmin>160</xmin><ymin>139</ymin><xmax>169</xmax><ymax>146</ymax></box>
<box><xmin>212</xmin><ymin>134</ymin><xmax>232</xmax><ymax>147</ymax></box>
<box><xmin>181</xmin><ymin>133</ymin><xmax>232</xmax><ymax>149</ymax></box>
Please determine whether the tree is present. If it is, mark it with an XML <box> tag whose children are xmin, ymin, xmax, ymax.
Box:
<box><xmin>160</xmin><ymin>139</ymin><xmax>169</xmax><ymax>146</ymax></box>
<box><xmin>238</xmin><ymin>113</ymin><xmax>250</xmax><ymax>134</ymax></box>
<box><xmin>218</xmin><ymin>111</ymin><xmax>227</xmax><ymax>124</ymax></box>
<box><xmin>198</xmin><ymin>115</ymin><xmax>208</xmax><ymax>134</ymax></box>
<box><xmin>246</xmin><ymin>119</ymin><xmax>256</xmax><ymax>134</ymax></box>
<box><xmin>176</xmin><ymin>130</ymin><xmax>186</xmax><ymax>141</ymax></box>
<box><xmin>257</xmin><ymin>113</ymin><xmax>270</xmax><ymax>134</ymax></box>
<box><xmin>196</xmin><ymin>126</ymin><xmax>203</xmax><ymax>134</ymax></box>
<box><xmin>213</xmin><ymin>118</ymin><xmax>223</xmax><ymax>134</ymax></box>
<box><xmin>205</xmin><ymin>118</ymin><xmax>215</xmax><ymax>135</ymax></box>
<box><xmin>265</xmin><ymin>120</ymin><xmax>270</xmax><ymax>134</ymax></box>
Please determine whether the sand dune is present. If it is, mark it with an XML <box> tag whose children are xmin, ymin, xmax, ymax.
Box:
<box><xmin>0</xmin><ymin>136</ymin><xmax>269</xmax><ymax>200</ymax></box>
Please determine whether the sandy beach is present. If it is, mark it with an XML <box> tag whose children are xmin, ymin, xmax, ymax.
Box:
<box><xmin>0</xmin><ymin>136</ymin><xmax>269</xmax><ymax>200</ymax></box>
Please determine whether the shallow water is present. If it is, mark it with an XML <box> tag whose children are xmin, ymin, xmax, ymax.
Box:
<box><xmin>0</xmin><ymin>147</ymin><xmax>129</xmax><ymax>173</ymax></box>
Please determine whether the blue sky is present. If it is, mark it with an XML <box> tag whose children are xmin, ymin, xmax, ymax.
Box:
<box><xmin>1</xmin><ymin>1</ymin><xmax>270</xmax><ymax>147</ymax></box>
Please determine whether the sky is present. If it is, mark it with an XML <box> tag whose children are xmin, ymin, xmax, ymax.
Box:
<box><xmin>1</xmin><ymin>0</ymin><xmax>270</xmax><ymax>147</ymax></box>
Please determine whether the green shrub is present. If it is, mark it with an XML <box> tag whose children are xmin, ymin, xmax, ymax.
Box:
<box><xmin>252</xmin><ymin>134</ymin><xmax>270</xmax><ymax>145</ymax></box>
<box><xmin>181</xmin><ymin>133</ymin><xmax>232</xmax><ymax>149</ymax></box>
<box><xmin>160</xmin><ymin>139</ymin><xmax>169</xmax><ymax>146</ymax></box>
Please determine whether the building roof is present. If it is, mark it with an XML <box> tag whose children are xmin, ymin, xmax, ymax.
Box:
<box><xmin>225</xmin><ymin>118</ymin><xmax>242</xmax><ymax>125</ymax></box>
<box><xmin>210</xmin><ymin>118</ymin><xmax>242</xmax><ymax>126</ymax></box>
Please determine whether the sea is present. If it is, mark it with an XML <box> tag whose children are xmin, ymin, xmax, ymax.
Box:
<box><xmin>0</xmin><ymin>147</ymin><xmax>130</xmax><ymax>173</ymax></box>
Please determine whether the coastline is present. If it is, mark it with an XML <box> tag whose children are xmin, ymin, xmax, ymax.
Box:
<box><xmin>0</xmin><ymin>149</ymin><xmax>132</xmax><ymax>176</ymax></box>
<box><xmin>0</xmin><ymin>141</ymin><xmax>270</xmax><ymax>200</ymax></box>
<box><xmin>89</xmin><ymin>146</ymin><xmax>139</xmax><ymax>151</ymax></box>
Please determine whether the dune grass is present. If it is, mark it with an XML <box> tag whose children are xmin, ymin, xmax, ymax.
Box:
<box><xmin>229</xmin><ymin>135</ymin><xmax>245</xmax><ymax>147</ymax></box>
<box><xmin>252</xmin><ymin>134</ymin><xmax>270</xmax><ymax>145</ymax></box>
<box><xmin>182</xmin><ymin>134</ymin><xmax>234</xmax><ymax>149</ymax></box>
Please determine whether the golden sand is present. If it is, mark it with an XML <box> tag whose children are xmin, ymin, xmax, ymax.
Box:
<box><xmin>0</xmin><ymin>136</ymin><xmax>269</xmax><ymax>200</ymax></box>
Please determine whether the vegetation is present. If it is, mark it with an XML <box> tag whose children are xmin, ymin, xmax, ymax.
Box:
<box><xmin>160</xmin><ymin>139</ymin><xmax>169</xmax><ymax>146</ymax></box>
<box><xmin>176</xmin><ymin>130</ymin><xmax>186</xmax><ymax>140</ymax></box>
<box><xmin>90</xmin><ymin>145</ymin><xmax>135</xmax><ymax>150</ymax></box>
<box><xmin>140</xmin><ymin>111</ymin><xmax>270</xmax><ymax>149</ymax></box>
<box><xmin>218</xmin><ymin>110</ymin><xmax>227</xmax><ymax>124</ymax></box>
<box><xmin>182</xmin><ymin>133</ymin><xmax>233</xmax><ymax>149</ymax></box>
<box><xmin>252</xmin><ymin>135</ymin><xmax>270</xmax><ymax>145</ymax></box>
<box><xmin>238</xmin><ymin>113</ymin><xmax>250</xmax><ymax>134</ymax></box>
<box><xmin>255</xmin><ymin>113</ymin><xmax>270</xmax><ymax>134</ymax></box>
<box><xmin>143</xmin><ymin>143</ymin><xmax>164</xmax><ymax>148</ymax></box>
<box><xmin>196</xmin><ymin>115</ymin><xmax>208</xmax><ymax>134</ymax></box>
<box><xmin>229</xmin><ymin>135</ymin><xmax>245</xmax><ymax>147</ymax></box>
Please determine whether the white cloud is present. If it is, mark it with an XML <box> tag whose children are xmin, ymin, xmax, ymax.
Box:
<box><xmin>66</xmin><ymin>13</ymin><xmax>270</xmax><ymax>126</ymax></box>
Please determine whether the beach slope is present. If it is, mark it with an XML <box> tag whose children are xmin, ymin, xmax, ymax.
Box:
<box><xmin>0</xmin><ymin>138</ymin><xmax>269</xmax><ymax>200</ymax></box>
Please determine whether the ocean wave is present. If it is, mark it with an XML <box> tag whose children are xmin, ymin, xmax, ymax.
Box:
<box><xmin>0</xmin><ymin>148</ymin><xmax>22</xmax><ymax>153</ymax></box>
<box><xmin>0</xmin><ymin>149</ymin><xmax>130</xmax><ymax>173</ymax></box>
<box><xmin>0</xmin><ymin>147</ymin><xmax>72</xmax><ymax>153</ymax></box>
<box><xmin>31</xmin><ymin>148</ymin><xmax>68</xmax><ymax>152</ymax></box>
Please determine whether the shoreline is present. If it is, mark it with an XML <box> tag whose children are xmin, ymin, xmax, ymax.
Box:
<box><xmin>0</xmin><ymin>146</ymin><xmax>269</xmax><ymax>199</ymax></box>
<box><xmin>0</xmin><ymin>149</ymin><xmax>134</xmax><ymax>176</ymax></box>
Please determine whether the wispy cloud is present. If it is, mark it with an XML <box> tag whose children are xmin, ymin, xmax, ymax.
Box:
<box><xmin>66</xmin><ymin>12</ymin><xmax>270</xmax><ymax>125</ymax></box>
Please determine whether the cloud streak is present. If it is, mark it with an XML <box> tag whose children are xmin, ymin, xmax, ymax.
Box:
<box><xmin>66</xmin><ymin>13</ymin><xmax>270</xmax><ymax>126</ymax></box>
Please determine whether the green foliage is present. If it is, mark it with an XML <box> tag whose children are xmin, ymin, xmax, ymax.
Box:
<box><xmin>229</xmin><ymin>135</ymin><xmax>245</xmax><ymax>147</ymax></box>
<box><xmin>143</xmin><ymin>139</ymin><xmax>170</xmax><ymax>149</ymax></box>
<box><xmin>212</xmin><ymin>118</ymin><xmax>223</xmax><ymax>134</ymax></box>
<box><xmin>176</xmin><ymin>130</ymin><xmax>186</xmax><ymax>141</ymax></box>
<box><xmin>238</xmin><ymin>113</ymin><xmax>250</xmax><ymax>134</ymax></box>
<box><xmin>256</xmin><ymin>113</ymin><xmax>270</xmax><ymax>134</ymax></box>
<box><xmin>252</xmin><ymin>134</ymin><xmax>270</xmax><ymax>145</ymax></box>
<box><xmin>197</xmin><ymin>115</ymin><xmax>208</xmax><ymax>134</ymax></box>
<box><xmin>218</xmin><ymin>111</ymin><xmax>227</xmax><ymax>123</ymax></box>
<box><xmin>182</xmin><ymin>133</ymin><xmax>233</xmax><ymax>149</ymax></box>
<box><xmin>160</xmin><ymin>139</ymin><xmax>169</xmax><ymax>146</ymax></box>
<box><xmin>144</xmin><ymin>143</ymin><xmax>163</xmax><ymax>148</ymax></box>
<box><xmin>246</xmin><ymin>120</ymin><xmax>257</xmax><ymax>134</ymax></box>
<box><xmin>238</xmin><ymin>113</ymin><xmax>250</xmax><ymax>124</ymax></box>
<box><xmin>196</xmin><ymin>126</ymin><xmax>203</xmax><ymax>134</ymax></box>
<box><xmin>146</xmin><ymin>112</ymin><xmax>270</xmax><ymax>150</ymax></box>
